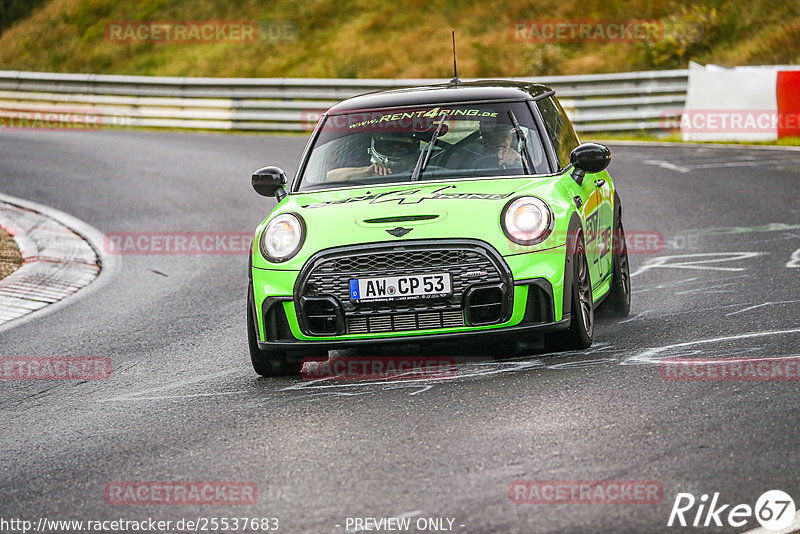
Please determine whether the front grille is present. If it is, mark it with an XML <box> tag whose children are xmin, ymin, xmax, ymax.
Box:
<box><xmin>327</xmin><ymin>249</ymin><xmax>469</xmax><ymax>273</ymax></box>
<box><xmin>347</xmin><ymin>310</ymin><xmax>464</xmax><ymax>334</ymax></box>
<box><xmin>295</xmin><ymin>240</ymin><xmax>512</xmax><ymax>335</ymax></box>
<box><xmin>303</xmin><ymin>249</ymin><xmax>499</xmax><ymax>308</ymax></box>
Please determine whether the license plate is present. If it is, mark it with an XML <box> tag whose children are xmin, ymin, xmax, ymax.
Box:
<box><xmin>349</xmin><ymin>273</ymin><xmax>452</xmax><ymax>302</ymax></box>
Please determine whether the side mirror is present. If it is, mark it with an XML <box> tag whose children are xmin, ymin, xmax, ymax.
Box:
<box><xmin>252</xmin><ymin>166</ymin><xmax>288</xmax><ymax>201</ymax></box>
<box><xmin>569</xmin><ymin>143</ymin><xmax>611</xmax><ymax>185</ymax></box>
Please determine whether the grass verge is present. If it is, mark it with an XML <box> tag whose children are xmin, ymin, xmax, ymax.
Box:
<box><xmin>0</xmin><ymin>225</ymin><xmax>23</xmax><ymax>281</ymax></box>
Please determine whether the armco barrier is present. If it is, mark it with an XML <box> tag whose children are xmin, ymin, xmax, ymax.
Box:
<box><xmin>0</xmin><ymin>69</ymin><xmax>688</xmax><ymax>133</ymax></box>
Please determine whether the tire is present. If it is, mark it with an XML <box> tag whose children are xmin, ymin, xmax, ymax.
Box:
<box><xmin>544</xmin><ymin>234</ymin><xmax>594</xmax><ymax>351</ymax></box>
<box><xmin>601</xmin><ymin>207</ymin><xmax>631</xmax><ymax>317</ymax></box>
<box><xmin>247</xmin><ymin>289</ymin><xmax>302</xmax><ymax>376</ymax></box>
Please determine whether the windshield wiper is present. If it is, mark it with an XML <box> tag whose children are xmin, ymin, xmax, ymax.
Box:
<box><xmin>508</xmin><ymin>111</ymin><xmax>533</xmax><ymax>174</ymax></box>
<box><xmin>410</xmin><ymin>113</ymin><xmax>449</xmax><ymax>181</ymax></box>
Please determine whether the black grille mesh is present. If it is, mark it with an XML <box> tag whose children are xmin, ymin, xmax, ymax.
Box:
<box><xmin>347</xmin><ymin>310</ymin><xmax>464</xmax><ymax>334</ymax></box>
<box><xmin>298</xmin><ymin>243</ymin><xmax>507</xmax><ymax>334</ymax></box>
<box><xmin>327</xmin><ymin>250</ymin><xmax>469</xmax><ymax>272</ymax></box>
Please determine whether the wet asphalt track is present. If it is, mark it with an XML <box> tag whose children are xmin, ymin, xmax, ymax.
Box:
<box><xmin>1</xmin><ymin>130</ymin><xmax>799</xmax><ymax>533</ymax></box>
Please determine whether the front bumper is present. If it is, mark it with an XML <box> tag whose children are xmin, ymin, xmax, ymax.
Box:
<box><xmin>251</xmin><ymin>239</ymin><xmax>569</xmax><ymax>351</ymax></box>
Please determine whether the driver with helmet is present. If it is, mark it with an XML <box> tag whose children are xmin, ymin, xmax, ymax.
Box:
<box><xmin>325</xmin><ymin>131</ymin><xmax>421</xmax><ymax>181</ymax></box>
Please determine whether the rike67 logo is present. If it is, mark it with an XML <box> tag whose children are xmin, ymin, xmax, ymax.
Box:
<box><xmin>668</xmin><ymin>490</ymin><xmax>796</xmax><ymax>531</ymax></box>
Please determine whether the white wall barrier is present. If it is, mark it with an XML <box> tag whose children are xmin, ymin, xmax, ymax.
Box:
<box><xmin>681</xmin><ymin>62</ymin><xmax>800</xmax><ymax>142</ymax></box>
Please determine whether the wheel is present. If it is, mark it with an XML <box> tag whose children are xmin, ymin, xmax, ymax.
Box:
<box><xmin>544</xmin><ymin>234</ymin><xmax>594</xmax><ymax>351</ymax></box>
<box><xmin>600</xmin><ymin>207</ymin><xmax>631</xmax><ymax>317</ymax></box>
<box><xmin>247</xmin><ymin>289</ymin><xmax>301</xmax><ymax>376</ymax></box>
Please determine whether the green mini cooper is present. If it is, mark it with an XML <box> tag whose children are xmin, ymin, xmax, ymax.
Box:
<box><xmin>247</xmin><ymin>80</ymin><xmax>631</xmax><ymax>376</ymax></box>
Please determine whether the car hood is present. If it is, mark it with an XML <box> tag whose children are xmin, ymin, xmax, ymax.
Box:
<box><xmin>253</xmin><ymin>178</ymin><xmax>573</xmax><ymax>270</ymax></box>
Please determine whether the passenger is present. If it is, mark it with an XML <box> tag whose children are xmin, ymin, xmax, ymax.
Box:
<box><xmin>480</xmin><ymin>123</ymin><xmax>522</xmax><ymax>169</ymax></box>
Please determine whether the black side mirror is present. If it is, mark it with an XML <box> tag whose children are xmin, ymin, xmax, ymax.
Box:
<box><xmin>569</xmin><ymin>143</ymin><xmax>611</xmax><ymax>185</ymax></box>
<box><xmin>252</xmin><ymin>166</ymin><xmax>288</xmax><ymax>201</ymax></box>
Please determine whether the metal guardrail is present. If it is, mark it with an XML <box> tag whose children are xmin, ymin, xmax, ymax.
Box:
<box><xmin>0</xmin><ymin>69</ymin><xmax>688</xmax><ymax>133</ymax></box>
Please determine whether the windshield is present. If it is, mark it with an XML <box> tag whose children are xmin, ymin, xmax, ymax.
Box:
<box><xmin>296</xmin><ymin>102</ymin><xmax>549</xmax><ymax>191</ymax></box>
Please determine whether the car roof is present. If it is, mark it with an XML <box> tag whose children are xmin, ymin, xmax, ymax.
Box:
<box><xmin>327</xmin><ymin>80</ymin><xmax>554</xmax><ymax>115</ymax></box>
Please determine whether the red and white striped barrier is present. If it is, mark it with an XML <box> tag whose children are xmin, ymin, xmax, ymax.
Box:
<box><xmin>682</xmin><ymin>62</ymin><xmax>800</xmax><ymax>142</ymax></box>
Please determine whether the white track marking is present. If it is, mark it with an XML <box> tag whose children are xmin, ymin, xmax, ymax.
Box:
<box><xmin>632</xmin><ymin>277</ymin><xmax>699</xmax><ymax>294</ymax></box>
<box><xmin>308</xmin><ymin>391</ymin><xmax>372</xmax><ymax>397</ymax></box>
<box><xmin>688</xmin><ymin>157</ymin><xmax>800</xmax><ymax>170</ymax></box>
<box><xmin>279</xmin><ymin>360</ymin><xmax>545</xmax><ymax>393</ymax></box>
<box><xmin>545</xmin><ymin>358</ymin><xmax>618</xmax><ymax>370</ymax></box>
<box><xmin>630</xmin><ymin>252</ymin><xmax>765</xmax><ymax>277</ymax></box>
<box><xmin>98</xmin><ymin>369</ymin><xmax>240</xmax><ymax>402</ymax></box>
<box><xmin>615</xmin><ymin>301</ymin><xmax>780</xmax><ymax>323</ymax></box>
<box><xmin>643</xmin><ymin>159</ymin><xmax>690</xmax><ymax>173</ymax></box>
<box><xmin>726</xmin><ymin>300</ymin><xmax>800</xmax><ymax>316</ymax></box>
<box><xmin>643</xmin><ymin>155</ymin><xmax>799</xmax><ymax>172</ymax></box>
<box><xmin>620</xmin><ymin>310</ymin><xmax>654</xmax><ymax>323</ymax></box>
<box><xmin>280</xmin><ymin>346</ymin><xmax>618</xmax><ymax>395</ymax></box>
<box><xmin>102</xmin><ymin>391</ymin><xmax>251</xmax><ymax>401</ymax></box>
<box><xmin>622</xmin><ymin>327</ymin><xmax>800</xmax><ymax>365</ymax></box>
<box><xmin>691</xmin><ymin>223</ymin><xmax>800</xmax><ymax>236</ymax></box>
<box><xmin>787</xmin><ymin>248</ymin><xmax>800</xmax><ymax>268</ymax></box>
<box><xmin>674</xmin><ymin>281</ymin><xmax>740</xmax><ymax>295</ymax></box>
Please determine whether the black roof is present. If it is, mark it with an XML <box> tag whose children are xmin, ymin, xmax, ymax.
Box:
<box><xmin>327</xmin><ymin>80</ymin><xmax>554</xmax><ymax>115</ymax></box>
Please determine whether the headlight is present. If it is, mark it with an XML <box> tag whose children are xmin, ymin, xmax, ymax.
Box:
<box><xmin>501</xmin><ymin>196</ymin><xmax>553</xmax><ymax>245</ymax></box>
<box><xmin>259</xmin><ymin>212</ymin><xmax>305</xmax><ymax>262</ymax></box>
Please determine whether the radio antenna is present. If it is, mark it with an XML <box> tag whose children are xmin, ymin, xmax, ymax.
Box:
<box><xmin>449</xmin><ymin>30</ymin><xmax>460</xmax><ymax>85</ymax></box>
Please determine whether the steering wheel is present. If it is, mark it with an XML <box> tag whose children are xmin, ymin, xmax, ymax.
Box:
<box><xmin>473</xmin><ymin>153</ymin><xmax>503</xmax><ymax>169</ymax></box>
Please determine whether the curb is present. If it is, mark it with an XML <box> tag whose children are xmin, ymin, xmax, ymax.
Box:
<box><xmin>0</xmin><ymin>193</ymin><xmax>118</xmax><ymax>332</ymax></box>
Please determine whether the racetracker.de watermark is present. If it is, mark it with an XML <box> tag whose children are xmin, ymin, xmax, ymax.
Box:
<box><xmin>0</xmin><ymin>108</ymin><xmax>102</xmax><ymax>130</ymax></box>
<box><xmin>104</xmin><ymin>232</ymin><xmax>252</xmax><ymax>255</ymax></box>
<box><xmin>585</xmin><ymin>230</ymin><xmax>663</xmax><ymax>255</ymax></box>
<box><xmin>505</xmin><ymin>229</ymin><xmax>663</xmax><ymax>256</ymax></box>
<box><xmin>509</xmin><ymin>480</ymin><xmax>663</xmax><ymax>504</ymax></box>
<box><xmin>104</xmin><ymin>481</ymin><xmax>258</xmax><ymax>505</ymax></box>
<box><xmin>510</xmin><ymin>20</ymin><xmax>664</xmax><ymax>42</ymax></box>
<box><xmin>1</xmin><ymin>357</ymin><xmax>111</xmax><ymax>380</ymax></box>
<box><xmin>301</xmin><ymin>357</ymin><xmax>457</xmax><ymax>381</ymax></box>
<box><xmin>104</xmin><ymin>20</ymin><xmax>297</xmax><ymax>44</ymax></box>
<box><xmin>661</xmin><ymin>109</ymin><xmax>800</xmax><ymax>133</ymax></box>
<box><xmin>660</xmin><ymin>357</ymin><xmax>800</xmax><ymax>381</ymax></box>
